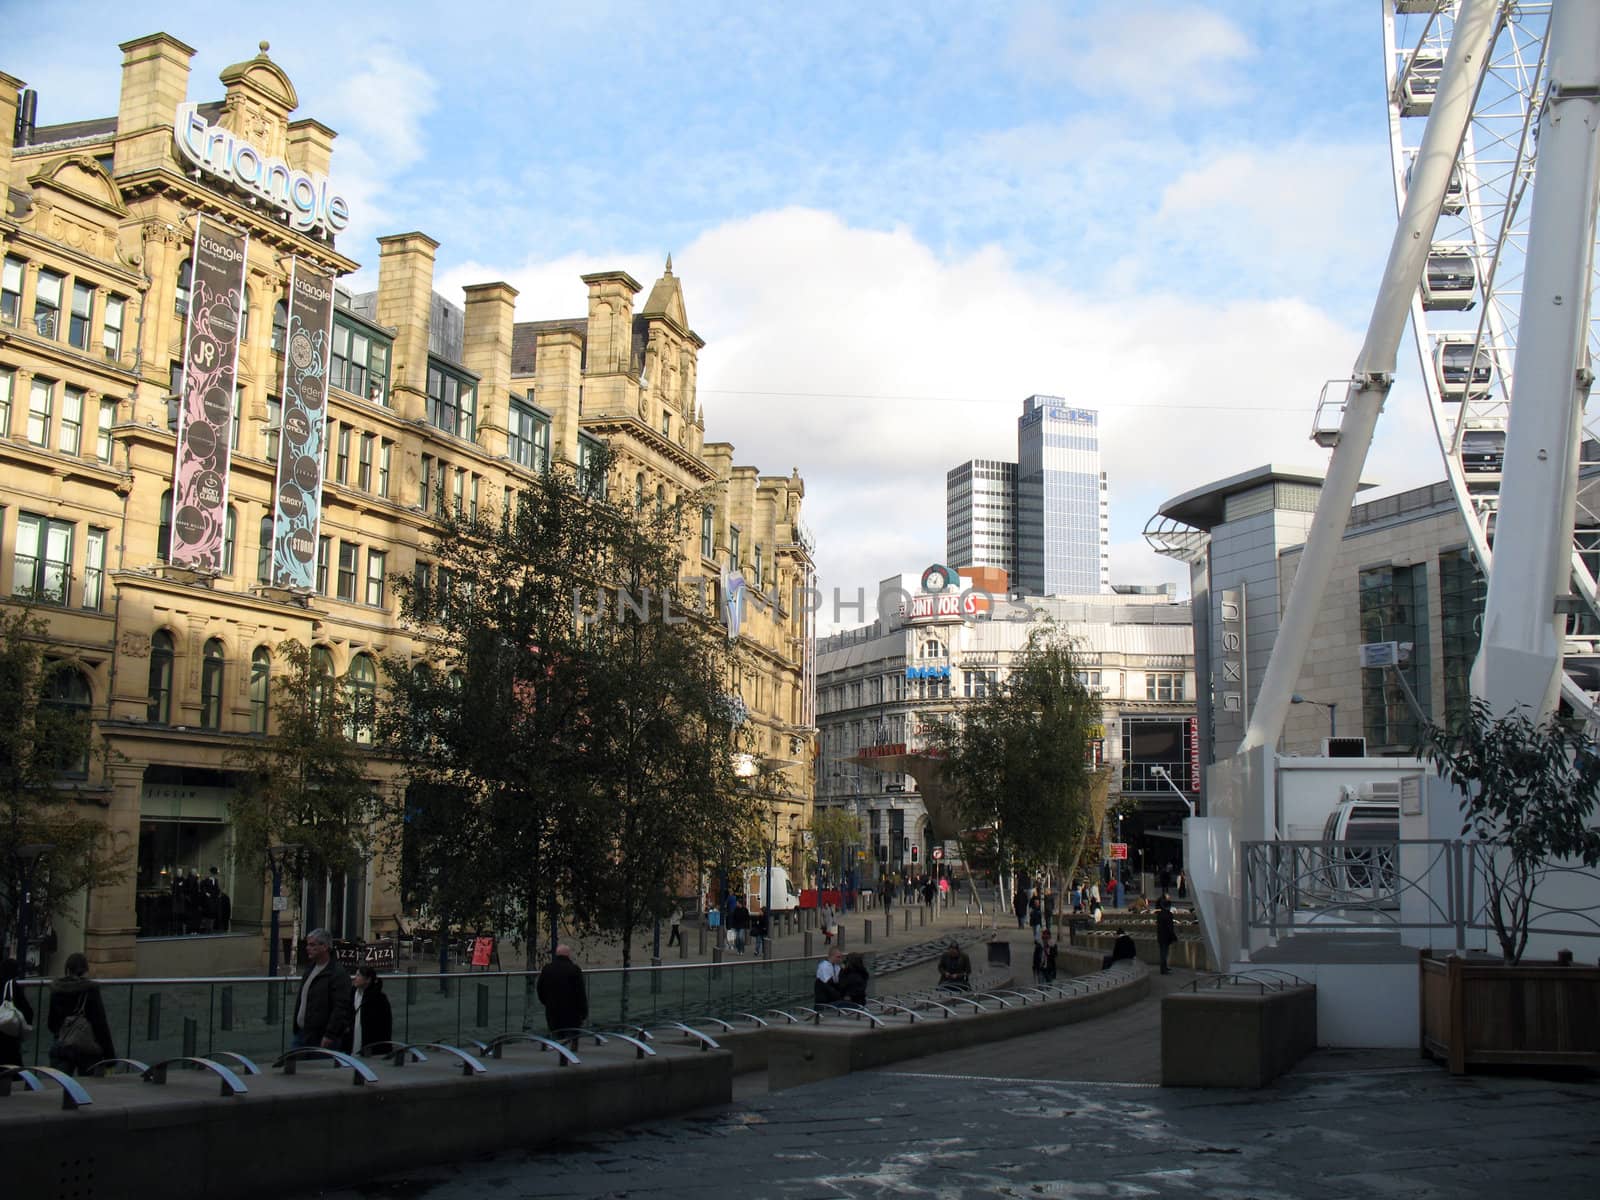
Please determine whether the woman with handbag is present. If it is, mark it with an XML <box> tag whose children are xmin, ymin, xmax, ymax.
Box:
<box><xmin>1</xmin><ymin>957</ymin><xmax>35</xmax><ymax>1066</ymax></box>
<box><xmin>46</xmin><ymin>953</ymin><xmax>114</xmax><ymax>1075</ymax></box>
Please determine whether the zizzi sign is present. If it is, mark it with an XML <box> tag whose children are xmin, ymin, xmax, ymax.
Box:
<box><xmin>174</xmin><ymin>103</ymin><xmax>351</xmax><ymax>236</ymax></box>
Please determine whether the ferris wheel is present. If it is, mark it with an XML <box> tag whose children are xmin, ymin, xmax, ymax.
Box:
<box><xmin>1383</xmin><ymin>0</ymin><xmax>1600</xmax><ymax>692</ymax></box>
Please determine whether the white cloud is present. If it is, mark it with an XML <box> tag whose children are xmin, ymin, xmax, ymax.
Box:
<box><xmin>1008</xmin><ymin>1</ymin><xmax>1255</xmax><ymax>109</ymax></box>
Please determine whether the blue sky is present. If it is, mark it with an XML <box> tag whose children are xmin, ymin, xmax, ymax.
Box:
<box><xmin>10</xmin><ymin>2</ymin><xmax>1444</xmax><ymax>617</ymax></box>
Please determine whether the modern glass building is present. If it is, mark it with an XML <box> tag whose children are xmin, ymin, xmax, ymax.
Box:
<box><xmin>945</xmin><ymin>459</ymin><xmax>1017</xmax><ymax>579</ymax></box>
<box><xmin>1015</xmin><ymin>395</ymin><xmax>1109</xmax><ymax>595</ymax></box>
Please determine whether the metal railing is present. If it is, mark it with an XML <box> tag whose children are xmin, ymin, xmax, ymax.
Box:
<box><xmin>2</xmin><ymin>953</ymin><xmax>823</xmax><ymax>1069</ymax></box>
<box><xmin>1244</xmin><ymin>838</ymin><xmax>1600</xmax><ymax>950</ymax></box>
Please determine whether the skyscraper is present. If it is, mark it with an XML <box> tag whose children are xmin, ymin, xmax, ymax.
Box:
<box><xmin>946</xmin><ymin>396</ymin><xmax>1108</xmax><ymax>595</ymax></box>
<box><xmin>946</xmin><ymin>459</ymin><xmax>1017</xmax><ymax>579</ymax></box>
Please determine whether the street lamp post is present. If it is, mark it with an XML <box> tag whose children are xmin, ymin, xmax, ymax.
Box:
<box><xmin>265</xmin><ymin>843</ymin><xmax>302</xmax><ymax>978</ymax></box>
<box><xmin>13</xmin><ymin>843</ymin><xmax>53</xmax><ymax>979</ymax></box>
<box><xmin>1291</xmin><ymin>693</ymin><xmax>1337</xmax><ymax>738</ymax></box>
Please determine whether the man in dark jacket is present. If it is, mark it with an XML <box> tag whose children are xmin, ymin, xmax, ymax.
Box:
<box><xmin>1102</xmin><ymin>930</ymin><xmax>1139</xmax><ymax>970</ymax></box>
<box><xmin>1155</xmin><ymin>895</ymin><xmax>1178</xmax><ymax>975</ymax></box>
<box><xmin>537</xmin><ymin>944</ymin><xmax>588</xmax><ymax>1044</ymax></box>
<box><xmin>292</xmin><ymin>929</ymin><xmax>353</xmax><ymax>1050</ymax></box>
<box><xmin>730</xmin><ymin>899</ymin><xmax>751</xmax><ymax>954</ymax></box>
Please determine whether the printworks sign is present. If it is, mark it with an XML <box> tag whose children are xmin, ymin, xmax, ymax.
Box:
<box><xmin>175</xmin><ymin>103</ymin><xmax>351</xmax><ymax>237</ymax></box>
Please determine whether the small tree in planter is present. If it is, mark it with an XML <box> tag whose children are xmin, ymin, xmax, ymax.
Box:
<box><xmin>1418</xmin><ymin>699</ymin><xmax>1600</xmax><ymax>964</ymax></box>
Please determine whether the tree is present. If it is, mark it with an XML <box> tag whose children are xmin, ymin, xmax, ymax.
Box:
<box><xmin>809</xmin><ymin>805</ymin><xmax>863</xmax><ymax>892</ymax></box>
<box><xmin>229</xmin><ymin>639</ymin><xmax>381</xmax><ymax>933</ymax></box>
<box><xmin>927</xmin><ymin>627</ymin><xmax>1104</xmax><ymax>900</ymax></box>
<box><xmin>1417</xmin><ymin>699</ymin><xmax>1600</xmax><ymax>964</ymax></box>
<box><xmin>382</xmin><ymin>450</ymin><xmax>764</xmax><ymax>971</ymax></box>
<box><xmin>0</xmin><ymin>607</ymin><xmax>124</xmax><ymax>963</ymax></box>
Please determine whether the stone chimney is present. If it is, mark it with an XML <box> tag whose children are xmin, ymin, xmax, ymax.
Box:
<box><xmin>286</xmin><ymin>118</ymin><xmax>335</xmax><ymax>179</ymax></box>
<box><xmin>0</xmin><ymin>72</ymin><xmax>22</xmax><ymax>186</ymax></box>
<box><xmin>461</xmin><ymin>281</ymin><xmax>518</xmax><ymax>455</ymax></box>
<box><xmin>580</xmin><ymin>270</ymin><xmax>641</xmax><ymax>417</ymax></box>
<box><xmin>374</xmin><ymin>232</ymin><xmax>440</xmax><ymax>424</ymax></box>
<box><xmin>114</xmin><ymin>33</ymin><xmax>195</xmax><ymax>177</ymax></box>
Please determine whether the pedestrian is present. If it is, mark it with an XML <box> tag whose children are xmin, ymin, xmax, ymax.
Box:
<box><xmin>292</xmin><ymin>929</ymin><xmax>353</xmax><ymax>1051</ymax></box>
<box><xmin>45</xmin><ymin>952</ymin><xmax>115</xmax><ymax>1075</ymax></box>
<box><xmin>1028</xmin><ymin>894</ymin><xmax>1043</xmax><ymax>942</ymax></box>
<box><xmin>1177</xmin><ymin>871</ymin><xmax>1187</xmax><ymax>900</ymax></box>
<box><xmin>821</xmin><ymin>900</ymin><xmax>837</xmax><ymax>946</ymax></box>
<box><xmin>1090</xmin><ymin>898</ymin><xmax>1104</xmax><ymax>924</ymax></box>
<box><xmin>1071</xmin><ymin>882</ymin><xmax>1083</xmax><ymax>913</ymax></box>
<box><xmin>730</xmin><ymin>898</ymin><xmax>751</xmax><ymax>954</ymax></box>
<box><xmin>839</xmin><ymin>952</ymin><xmax>870</xmax><ymax>1004</ymax></box>
<box><xmin>536</xmin><ymin>944</ymin><xmax>588</xmax><ymax>1045</ymax></box>
<box><xmin>1</xmin><ymin>957</ymin><xmax>36</xmax><ymax>1067</ymax></box>
<box><xmin>1101</xmin><ymin>929</ymin><xmax>1139</xmax><ymax>970</ymax></box>
<box><xmin>936</xmin><ymin>940</ymin><xmax>972</xmax><ymax>989</ymax></box>
<box><xmin>1013</xmin><ymin>889</ymin><xmax>1027</xmax><ymax>928</ymax></box>
<box><xmin>1043</xmin><ymin>889</ymin><xmax>1056</xmax><ymax>930</ymax></box>
<box><xmin>1033</xmin><ymin>929</ymin><xmax>1058</xmax><ymax>985</ymax></box>
<box><xmin>1089</xmin><ymin>880</ymin><xmax>1101</xmax><ymax>908</ymax></box>
<box><xmin>668</xmin><ymin>904</ymin><xmax>683</xmax><ymax>948</ymax></box>
<box><xmin>350</xmin><ymin>964</ymin><xmax>393</xmax><ymax>1054</ymax></box>
<box><xmin>922</xmin><ymin>879</ymin><xmax>936</xmax><ymax>911</ymax></box>
<box><xmin>752</xmin><ymin>909</ymin><xmax>770</xmax><ymax>957</ymax></box>
<box><xmin>814</xmin><ymin>946</ymin><xmax>844</xmax><ymax>1005</ymax></box>
<box><xmin>882</xmin><ymin>885</ymin><xmax>893</xmax><ymax>922</ymax></box>
<box><xmin>1156</xmin><ymin>894</ymin><xmax>1178</xmax><ymax>975</ymax></box>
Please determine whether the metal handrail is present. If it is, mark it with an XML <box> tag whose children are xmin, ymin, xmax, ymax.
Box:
<box><xmin>0</xmin><ymin>1064</ymin><xmax>92</xmax><ymax>1109</ymax></box>
<box><xmin>211</xmin><ymin>1051</ymin><xmax>262</xmax><ymax>1075</ymax></box>
<box><xmin>482</xmin><ymin>1033</ymin><xmax>581</xmax><ymax>1065</ymax></box>
<box><xmin>143</xmin><ymin>1056</ymin><xmax>249</xmax><ymax>1096</ymax></box>
<box><xmin>273</xmin><ymin>1047</ymin><xmax>379</xmax><ymax>1086</ymax></box>
<box><xmin>650</xmin><ymin>1022</ymin><xmax>721</xmax><ymax>1051</ymax></box>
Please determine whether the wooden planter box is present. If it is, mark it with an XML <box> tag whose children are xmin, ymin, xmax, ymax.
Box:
<box><xmin>1419</xmin><ymin>948</ymin><xmax>1600</xmax><ymax>1074</ymax></box>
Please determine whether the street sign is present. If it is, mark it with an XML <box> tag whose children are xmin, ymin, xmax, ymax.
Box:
<box><xmin>932</xmin><ymin>847</ymin><xmax>944</xmax><ymax>860</ymax></box>
<box><xmin>1110</xmin><ymin>842</ymin><xmax>1129</xmax><ymax>861</ymax></box>
<box><xmin>885</xmin><ymin>783</ymin><xmax>905</xmax><ymax>793</ymax></box>
<box><xmin>271</xmin><ymin>896</ymin><xmax>288</xmax><ymax>911</ymax></box>
<box><xmin>1360</xmin><ymin>641</ymin><xmax>1400</xmax><ymax>668</ymax></box>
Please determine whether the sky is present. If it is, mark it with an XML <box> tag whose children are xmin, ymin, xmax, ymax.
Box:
<box><xmin>8</xmin><ymin>1</ymin><xmax>1451</xmax><ymax>625</ymax></box>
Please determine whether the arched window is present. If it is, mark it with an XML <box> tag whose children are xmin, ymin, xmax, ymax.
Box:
<box><xmin>311</xmin><ymin>644</ymin><xmax>336</xmax><ymax>722</ymax></box>
<box><xmin>635</xmin><ymin>472</ymin><xmax>646</xmax><ymax>509</ymax></box>
<box><xmin>249</xmin><ymin>646</ymin><xmax>270</xmax><ymax>734</ymax></box>
<box><xmin>200</xmin><ymin>638</ymin><xmax>225</xmax><ymax>730</ymax></box>
<box><xmin>271</xmin><ymin>300</ymin><xmax>288</xmax><ymax>354</ymax></box>
<box><xmin>346</xmin><ymin>653</ymin><xmax>376</xmax><ymax>745</ymax></box>
<box><xmin>147</xmin><ymin>630</ymin><xmax>174</xmax><ymax>724</ymax></box>
<box><xmin>238</xmin><ymin>285</ymin><xmax>251</xmax><ymax>342</ymax></box>
<box><xmin>222</xmin><ymin>505</ymin><xmax>237</xmax><ymax>576</ymax></box>
<box><xmin>176</xmin><ymin>260</ymin><xmax>193</xmax><ymax>316</ymax></box>
<box><xmin>656</xmin><ymin>484</ymin><xmax>666</xmax><ymax>515</ymax></box>
<box><xmin>44</xmin><ymin>661</ymin><xmax>92</xmax><ymax>777</ymax></box>
<box><xmin>257</xmin><ymin>515</ymin><xmax>274</xmax><ymax>583</ymax></box>
<box><xmin>157</xmin><ymin>489</ymin><xmax>173</xmax><ymax>560</ymax></box>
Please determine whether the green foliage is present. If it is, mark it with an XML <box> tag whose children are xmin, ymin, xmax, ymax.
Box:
<box><xmin>1417</xmin><ymin>699</ymin><xmax>1600</xmax><ymax>963</ymax></box>
<box><xmin>0</xmin><ymin>606</ymin><xmax>125</xmax><ymax>947</ymax></box>
<box><xmin>809</xmin><ymin>806</ymin><xmax>862</xmax><ymax>885</ymax></box>
<box><xmin>381</xmin><ymin>449</ymin><xmax>765</xmax><ymax>966</ymax></box>
<box><xmin>229</xmin><ymin>639</ymin><xmax>380</xmax><ymax>889</ymax></box>
<box><xmin>927</xmin><ymin>626</ymin><xmax>1104</xmax><ymax>880</ymax></box>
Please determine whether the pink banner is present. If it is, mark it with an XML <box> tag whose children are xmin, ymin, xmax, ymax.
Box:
<box><xmin>170</xmin><ymin>218</ymin><xmax>247</xmax><ymax>570</ymax></box>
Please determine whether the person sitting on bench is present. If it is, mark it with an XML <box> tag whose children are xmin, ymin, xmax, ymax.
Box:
<box><xmin>1102</xmin><ymin>930</ymin><xmax>1139</xmax><ymax>970</ymax></box>
<box><xmin>937</xmin><ymin>940</ymin><xmax>972</xmax><ymax>989</ymax></box>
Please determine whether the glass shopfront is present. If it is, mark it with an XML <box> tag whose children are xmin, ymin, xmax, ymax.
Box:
<box><xmin>135</xmin><ymin>766</ymin><xmax>259</xmax><ymax>938</ymax></box>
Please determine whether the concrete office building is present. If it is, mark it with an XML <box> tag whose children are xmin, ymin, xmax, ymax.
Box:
<box><xmin>0</xmin><ymin>34</ymin><xmax>814</xmax><ymax>976</ymax></box>
<box><xmin>946</xmin><ymin>396</ymin><xmax>1109</xmax><ymax>596</ymax></box>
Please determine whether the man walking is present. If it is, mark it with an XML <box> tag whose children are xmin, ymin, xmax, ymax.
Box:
<box><xmin>730</xmin><ymin>898</ymin><xmax>751</xmax><ymax>954</ymax></box>
<box><xmin>667</xmin><ymin>904</ymin><xmax>683</xmax><ymax>948</ymax></box>
<box><xmin>292</xmin><ymin>929</ymin><xmax>353</xmax><ymax>1050</ymax></box>
<box><xmin>536</xmin><ymin>944</ymin><xmax>588</xmax><ymax>1045</ymax></box>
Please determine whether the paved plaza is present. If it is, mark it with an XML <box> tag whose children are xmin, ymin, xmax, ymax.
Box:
<box><xmin>311</xmin><ymin>965</ymin><xmax>1600</xmax><ymax>1200</ymax></box>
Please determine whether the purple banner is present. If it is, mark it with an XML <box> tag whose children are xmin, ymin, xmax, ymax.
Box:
<box><xmin>170</xmin><ymin>219</ymin><xmax>247</xmax><ymax>570</ymax></box>
<box><xmin>270</xmin><ymin>260</ymin><xmax>335</xmax><ymax>590</ymax></box>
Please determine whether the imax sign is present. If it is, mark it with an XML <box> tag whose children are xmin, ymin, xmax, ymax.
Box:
<box><xmin>174</xmin><ymin>104</ymin><xmax>351</xmax><ymax>236</ymax></box>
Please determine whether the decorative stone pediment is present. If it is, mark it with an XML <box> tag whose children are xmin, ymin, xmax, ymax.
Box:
<box><xmin>218</xmin><ymin>42</ymin><xmax>297</xmax><ymax>160</ymax></box>
<box><xmin>28</xmin><ymin>154</ymin><xmax>127</xmax><ymax>216</ymax></box>
<box><xmin>641</xmin><ymin>256</ymin><xmax>691</xmax><ymax>332</ymax></box>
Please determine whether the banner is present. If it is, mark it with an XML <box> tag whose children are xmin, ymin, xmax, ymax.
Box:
<box><xmin>169</xmin><ymin>218</ymin><xmax>247</xmax><ymax>569</ymax></box>
<box><xmin>270</xmin><ymin>260</ymin><xmax>336</xmax><ymax>589</ymax></box>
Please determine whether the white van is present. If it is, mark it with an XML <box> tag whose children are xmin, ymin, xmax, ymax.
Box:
<box><xmin>743</xmin><ymin>866</ymin><xmax>800</xmax><ymax>913</ymax></box>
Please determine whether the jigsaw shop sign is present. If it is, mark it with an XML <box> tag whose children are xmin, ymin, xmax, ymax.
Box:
<box><xmin>175</xmin><ymin>103</ymin><xmax>351</xmax><ymax>236</ymax></box>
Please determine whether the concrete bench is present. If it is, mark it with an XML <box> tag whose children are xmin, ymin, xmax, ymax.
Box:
<box><xmin>1161</xmin><ymin>979</ymin><xmax>1318</xmax><ymax>1088</ymax></box>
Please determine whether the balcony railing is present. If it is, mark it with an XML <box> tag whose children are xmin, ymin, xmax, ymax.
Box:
<box><xmin>11</xmin><ymin>554</ymin><xmax>70</xmax><ymax>605</ymax></box>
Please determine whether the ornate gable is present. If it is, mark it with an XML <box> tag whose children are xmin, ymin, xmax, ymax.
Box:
<box><xmin>217</xmin><ymin>42</ymin><xmax>298</xmax><ymax>161</ymax></box>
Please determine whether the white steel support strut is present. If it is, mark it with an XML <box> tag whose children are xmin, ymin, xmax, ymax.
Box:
<box><xmin>1471</xmin><ymin>0</ymin><xmax>1600</xmax><ymax>721</ymax></box>
<box><xmin>1239</xmin><ymin>0</ymin><xmax>1501</xmax><ymax>754</ymax></box>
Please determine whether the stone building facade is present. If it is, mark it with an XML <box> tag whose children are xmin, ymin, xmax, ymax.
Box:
<box><xmin>0</xmin><ymin>34</ymin><xmax>814</xmax><ymax>977</ymax></box>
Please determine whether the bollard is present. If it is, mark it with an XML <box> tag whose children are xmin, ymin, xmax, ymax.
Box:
<box><xmin>864</xmin><ymin>919</ymin><xmax>873</xmax><ymax>944</ymax></box>
<box><xmin>679</xmin><ymin>933</ymin><xmax>688</xmax><ymax>960</ymax></box>
<box><xmin>220</xmin><ymin>986</ymin><xmax>234</xmax><ymax>1033</ymax></box>
<box><xmin>476</xmin><ymin>982</ymin><xmax>490</xmax><ymax>1027</ymax></box>
<box><xmin>904</xmin><ymin>909</ymin><xmax>910</xmax><ymax>933</ymax></box>
<box><xmin>698</xmin><ymin>926</ymin><xmax>707</xmax><ymax>954</ymax></box>
<box><xmin>837</xmin><ymin>924</ymin><xmax>847</xmax><ymax>951</ymax></box>
<box><xmin>920</xmin><ymin>906</ymin><xmax>926</xmax><ymax>927</ymax></box>
<box><xmin>711</xmin><ymin>945</ymin><xmax>723</xmax><ymax>980</ymax></box>
<box><xmin>182</xmin><ymin>1015</ymin><xmax>198</xmax><ymax>1059</ymax></box>
<box><xmin>147</xmin><ymin>993</ymin><xmax>161</xmax><ymax>1041</ymax></box>
<box><xmin>804</xmin><ymin>930</ymin><xmax>813</xmax><ymax>957</ymax></box>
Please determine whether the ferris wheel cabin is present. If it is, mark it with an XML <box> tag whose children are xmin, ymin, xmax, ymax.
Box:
<box><xmin>1433</xmin><ymin>334</ymin><xmax>1494</xmax><ymax>400</ymax></box>
<box><xmin>1398</xmin><ymin>52</ymin><xmax>1443</xmax><ymax>118</ymax></box>
<box><xmin>1406</xmin><ymin>154</ymin><xmax>1465</xmax><ymax>215</ymax></box>
<box><xmin>1421</xmin><ymin>246</ymin><xmax>1477</xmax><ymax>310</ymax></box>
